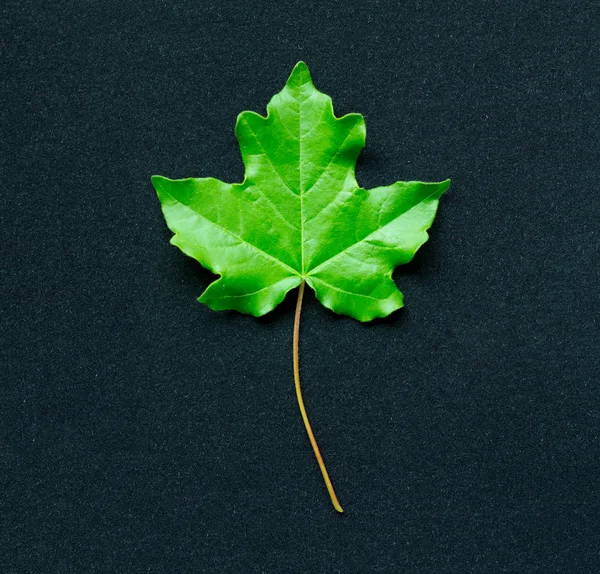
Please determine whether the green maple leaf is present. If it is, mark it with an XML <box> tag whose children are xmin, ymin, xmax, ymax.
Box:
<box><xmin>152</xmin><ymin>62</ymin><xmax>450</xmax><ymax>513</ymax></box>
<box><xmin>152</xmin><ymin>61</ymin><xmax>449</xmax><ymax>323</ymax></box>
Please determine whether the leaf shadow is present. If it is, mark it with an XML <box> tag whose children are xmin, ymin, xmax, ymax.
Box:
<box><xmin>349</xmin><ymin>240</ymin><xmax>439</xmax><ymax>330</ymax></box>
<box><xmin>354</xmin><ymin>145</ymin><xmax>387</xmax><ymax>190</ymax></box>
<box><xmin>255</xmin><ymin>288</ymin><xmax>297</xmax><ymax>326</ymax></box>
<box><xmin>178</xmin><ymin>253</ymin><xmax>218</xmax><ymax>292</ymax></box>
<box><xmin>394</xmin><ymin>242</ymin><xmax>433</xmax><ymax>282</ymax></box>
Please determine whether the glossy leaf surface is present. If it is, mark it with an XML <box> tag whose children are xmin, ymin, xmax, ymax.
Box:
<box><xmin>153</xmin><ymin>62</ymin><xmax>449</xmax><ymax>321</ymax></box>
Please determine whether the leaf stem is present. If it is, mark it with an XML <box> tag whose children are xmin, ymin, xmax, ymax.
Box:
<box><xmin>293</xmin><ymin>279</ymin><xmax>344</xmax><ymax>513</ymax></box>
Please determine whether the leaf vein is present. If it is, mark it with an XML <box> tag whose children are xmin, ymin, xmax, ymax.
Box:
<box><xmin>215</xmin><ymin>278</ymin><xmax>296</xmax><ymax>300</ymax></box>
<box><xmin>244</xmin><ymin>119</ymin><xmax>299</xmax><ymax>196</ymax></box>
<box><xmin>306</xmin><ymin>187</ymin><xmax>441</xmax><ymax>275</ymax></box>
<box><xmin>166</xmin><ymin>192</ymin><xmax>300</xmax><ymax>276</ymax></box>
<box><xmin>310</xmin><ymin>277</ymin><xmax>386</xmax><ymax>302</ymax></box>
<box><xmin>304</xmin><ymin>128</ymin><xmax>355</xmax><ymax>195</ymax></box>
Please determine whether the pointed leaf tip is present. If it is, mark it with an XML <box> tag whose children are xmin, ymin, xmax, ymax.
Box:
<box><xmin>287</xmin><ymin>61</ymin><xmax>313</xmax><ymax>88</ymax></box>
<box><xmin>151</xmin><ymin>175</ymin><xmax>165</xmax><ymax>190</ymax></box>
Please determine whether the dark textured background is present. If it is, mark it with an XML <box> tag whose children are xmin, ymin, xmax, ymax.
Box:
<box><xmin>2</xmin><ymin>0</ymin><xmax>599</xmax><ymax>572</ymax></box>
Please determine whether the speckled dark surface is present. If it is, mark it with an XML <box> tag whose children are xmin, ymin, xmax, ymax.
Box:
<box><xmin>2</xmin><ymin>1</ymin><xmax>599</xmax><ymax>572</ymax></box>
